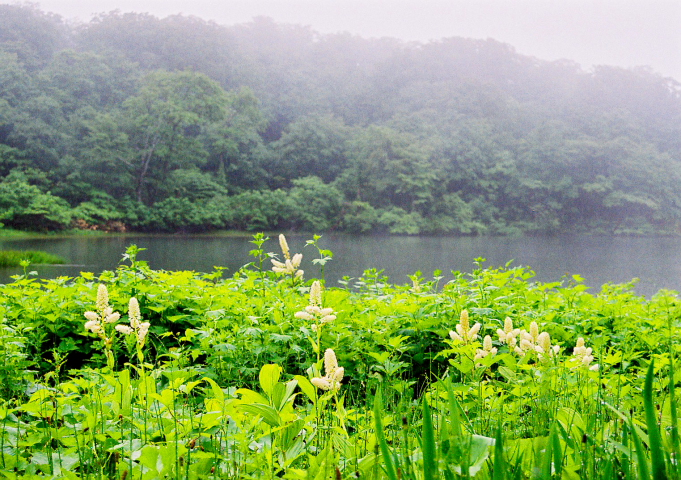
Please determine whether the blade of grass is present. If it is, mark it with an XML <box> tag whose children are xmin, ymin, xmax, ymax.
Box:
<box><xmin>550</xmin><ymin>423</ymin><xmax>563</xmax><ymax>479</ymax></box>
<box><xmin>444</xmin><ymin>377</ymin><xmax>467</xmax><ymax>444</ymax></box>
<box><xmin>422</xmin><ymin>396</ymin><xmax>438</xmax><ymax>480</ymax></box>
<box><xmin>541</xmin><ymin>432</ymin><xmax>553</xmax><ymax>480</ymax></box>
<box><xmin>643</xmin><ymin>361</ymin><xmax>667</xmax><ymax>480</ymax></box>
<box><xmin>630</xmin><ymin>418</ymin><xmax>651</xmax><ymax>480</ymax></box>
<box><xmin>492</xmin><ymin>423</ymin><xmax>505</xmax><ymax>480</ymax></box>
<box><xmin>669</xmin><ymin>349</ymin><xmax>680</xmax><ymax>476</ymax></box>
<box><xmin>374</xmin><ymin>390</ymin><xmax>398</xmax><ymax>480</ymax></box>
<box><xmin>444</xmin><ymin>377</ymin><xmax>471</xmax><ymax>477</ymax></box>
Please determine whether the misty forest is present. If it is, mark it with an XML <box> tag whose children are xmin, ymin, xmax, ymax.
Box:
<box><xmin>1</xmin><ymin>4</ymin><xmax>681</xmax><ymax>235</ymax></box>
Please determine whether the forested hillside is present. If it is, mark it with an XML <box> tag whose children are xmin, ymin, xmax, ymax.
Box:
<box><xmin>1</xmin><ymin>4</ymin><xmax>680</xmax><ymax>234</ymax></box>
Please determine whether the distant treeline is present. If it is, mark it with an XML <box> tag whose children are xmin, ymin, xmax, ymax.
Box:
<box><xmin>1</xmin><ymin>4</ymin><xmax>680</xmax><ymax>234</ymax></box>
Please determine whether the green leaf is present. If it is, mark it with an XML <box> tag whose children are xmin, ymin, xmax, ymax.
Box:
<box><xmin>550</xmin><ymin>423</ymin><xmax>563</xmax><ymax>479</ymax></box>
<box><xmin>374</xmin><ymin>390</ymin><xmax>398</xmax><ymax>480</ymax></box>
<box><xmin>493</xmin><ymin>424</ymin><xmax>505</xmax><ymax>480</ymax></box>
<box><xmin>236</xmin><ymin>388</ymin><xmax>269</xmax><ymax>406</ymax></box>
<box><xmin>259</xmin><ymin>363</ymin><xmax>281</xmax><ymax>398</ymax></box>
<box><xmin>203</xmin><ymin>377</ymin><xmax>225</xmax><ymax>402</ymax></box>
<box><xmin>137</xmin><ymin>445</ymin><xmax>164</xmax><ymax>474</ymax></box>
<box><xmin>468</xmin><ymin>435</ymin><xmax>494</xmax><ymax>476</ymax></box>
<box><xmin>669</xmin><ymin>353</ymin><xmax>681</xmax><ymax>470</ymax></box>
<box><xmin>238</xmin><ymin>403</ymin><xmax>281</xmax><ymax>427</ymax></box>
<box><xmin>422</xmin><ymin>396</ymin><xmax>438</xmax><ymax>480</ymax></box>
<box><xmin>294</xmin><ymin>375</ymin><xmax>317</xmax><ymax>403</ymax></box>
<box><xmin>631</xmin><ymin>418</ymin><xmax>652</xmax><ymax>480</ymax></box>
<box><xmin>644</xmin><ymin>361</ymin><xmax>667</xmax><ymax>479</ymax></box>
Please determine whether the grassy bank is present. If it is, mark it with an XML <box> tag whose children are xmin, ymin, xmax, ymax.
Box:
<box><xmin>0</xmin><ymin>250</ymin><xmax>66</xmax><ymax>267</ymax></box>
<box><xmin>0</xmin><ymin>227</ymin><xmax>111</xmax><ymax>239</ymax></box>
<box><xmin>0</xmin><ymin>238</ymin><xmax>678</xmax><ymax>478</ymax></box>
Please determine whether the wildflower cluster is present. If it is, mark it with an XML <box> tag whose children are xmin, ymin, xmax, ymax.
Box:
<box><xmin>83</xmin><ymin>284</ymin><xmax>120</xmax><ymax>370</ymax></box>
<box><xmin>311</xmin><ymin>348</ymin><xmax>344</xmax><ymax>391</ymax></box>
<box><xmin>447</xmin><ymin>315</ymin><xmax>600</xmax><ymax>373</ymax></box>
<box><xmin>449</xmin><ymin>310</ymin><xmax>481</xmax><ymax>344</ymax></box>
<box><xmin>271</xmin><ymin>234</ymin><xmax>304</xmax><ymax>279</ymax></box>
<box><xmin>573</xmin><ymin>337</ymin><xmax>599</xmax><ymax>371</ymax></box>
<box><xmin>496</xmin><ymin>317</ymin><xmax>521</xmax><ymax>349</ymax></box>
<box><xmin>295</xmin><ymin>280</ymin><xmax>336</xmax><ymax>333</ymax></box>
<box><xmin>115</xmin><ymin>297</ymin><xmax>151</xmax><ymax>364</ymax></box>
<box><xmin>507</xmin><ymin>320</ymin><xmax>560</xmax><ymax>361</ymax></box>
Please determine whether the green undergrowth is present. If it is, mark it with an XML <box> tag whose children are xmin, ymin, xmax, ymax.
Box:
<box><xmin>0</xmin><ymin>235</ymin><xmax>680</xmax><ymax>479</ymax></box>
<box><xmin>0</xmin><ymin>250</ymin><xmax>66</xmax><ymax>267</ymax></box>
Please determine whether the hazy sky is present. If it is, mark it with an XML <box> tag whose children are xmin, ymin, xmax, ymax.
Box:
<box><xmin>34</xmin><ymin>0</ymin><xmax>681</xmax><ymax>81</ymax></box>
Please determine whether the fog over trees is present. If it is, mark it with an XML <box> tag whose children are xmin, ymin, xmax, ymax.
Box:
<box><xmin>1</xmin><ymin>4</ymin><xmax>680</xmax><ymax>234</ymax></box>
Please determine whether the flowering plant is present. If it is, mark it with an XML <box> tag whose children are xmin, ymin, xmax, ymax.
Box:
<box><xmin>83</xmin><ymin>284</ymin><xmax>120</xmax><ymax>370</ymax></box>
<box><xmin>311</xmin><ymin>348</ymin><xmax>344</xmax><ymax>392</ymax></box>
<box><xmin>115</xmin><ymin>297</ymin><xmax>151</xmax><ymax>365</ymax></box>
<box><xmin>271</xmin><ymin>234</ymin><xmax>304</xmax><ymax>282</ymax></box>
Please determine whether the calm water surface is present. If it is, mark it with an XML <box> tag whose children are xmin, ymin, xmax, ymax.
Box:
<box><xmin>1</xmin><ymin>234</ymin><xmax>680</xmax><ymax>296</ymax></box>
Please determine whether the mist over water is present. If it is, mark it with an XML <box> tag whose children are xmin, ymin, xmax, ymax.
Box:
<box><xmin>1</xmin><ymin>234</ymin><xmax>680</xmax><ymax>297</ymax></box>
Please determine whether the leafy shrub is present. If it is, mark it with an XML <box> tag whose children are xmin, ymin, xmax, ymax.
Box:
<box><xmin>223</xmin><ymin>189</ymin><xmax>293</xmax><ymax>230</ymax></box>
<box><xmin>72</xmin><ymin>192</ymin><xmax>124</xmax><ymax>226</ymax></box>
<box><xmin>146</xmin><ymin>197</ymin><xmax>220</xmax><ymax>232</ymax></box>
<box><xmin>340</xmin><ymin>200</ymin><xmax>379</xmax><ymax>233</ymax></box>
<box><xmin>377</xmin><ymin>206</ymin><xmax>424</xmax><ymax>234</ymax></box>
<box><xmin>286</xmin><ymin>176</ymin><xmax>344</xmax><ymax>231</ymax></box>
<box><xmin>0</xmin><ymin>177</ymin><xmax>73</xmax><ymax>230</ymax></box>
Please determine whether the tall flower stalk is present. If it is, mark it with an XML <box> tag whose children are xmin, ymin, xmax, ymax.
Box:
<box><xmin>496</xmin><ymin>317</ymin><xmax>520</xmax><ymax>350</ymax></box>
<box><xmin>573</xmin><ymin>337</ymin><xmax>599</xmax><ymax>371</ymax></box>
<box><xmin>295</xmin><ymin>280</ymin><xmax>336</xmax><ymax>363</ymax></box>
<box><xmin>271</xmin><ymin>234</ymin><xmax>304</xmax><ymax>285</ymax></box>
<box><xmin>83</xmin><ymin>284</ymin><xmax>120</xmax><ymax>371</ymax></box>
<box><xmin>311</xmin><ymin>348</ymin><xmax>344</xmax><ymax>392</ymax></box>
<box><xmin>115</xmin><ymin>297</ymin><xmax>151</xmax><ymax>366</ymax></box>
<box><xmin>248</xmin><ymin>233</ymin><xmax>269</xmax><ymax>297</ymax></box>
<box><xmin>449</xmin><ymin>310</ymin><xmax>481</xmax><ymax>345</ymax></box>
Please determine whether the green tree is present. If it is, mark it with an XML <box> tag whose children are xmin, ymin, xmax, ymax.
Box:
<box><xmin>39</xmin><ymin>50</ymin><xmax>139</xmax><ymax>113</ymax></box>
<box><xmin>338</xmin><ymin>126</ymin><xmax>439</xmax><ymax>213</ymax></box>
<box><xmin>270</xmin><ymin>114</ymin><xmax>350</xmax><ymax>185</ymax></box>
<box><xmin>340</xmin><ymin>201</ymin><xmax>379</xmax><ymax>233</ymax></box>
<box><xmin>119</xmin><ymin>70</ymin><xmax>229</xmax><ymax>204</ymax></box>
<box><xmin>203</xmin><ymin>87</ymin><xmax>269</xmax><ymax>191</ymax></box>
<box><xmin>0</xmin><ymin>4</ymin><xmax>66</xmax><ymax>69</ymax></box>
<box><xmin>76</xmin><ymin>12</ymin><xmax>241</xmax><ymax>86</ymax></box>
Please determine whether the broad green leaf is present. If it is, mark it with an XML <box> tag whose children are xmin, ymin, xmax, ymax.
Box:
<box><xmin>259</xmin><ymin>364</ymin><xmax>281</xmax><ymax>398</ymax></box>
<box><xmin>203</xmin><ymin>377</ymin><xmax>225</xmax><ymax>402</ymax></box>
<box><xmin>238</xmin><ymin>403</ymin><xmax>281</xmax><ymax>427</ymax></box>
<box><xmin>294</xmin><ymin>375</ymin><xmax>317</xmax><ymax>402</ymax></box>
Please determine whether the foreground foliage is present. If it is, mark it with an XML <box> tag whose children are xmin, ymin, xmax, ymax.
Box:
<box><xmin>0</xmin><ymin>237</ymin><xmax>680</xmax><ymax>479</ymax></box>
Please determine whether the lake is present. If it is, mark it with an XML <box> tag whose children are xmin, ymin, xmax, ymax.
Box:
<box><xmin>1</xmin><ymin>234</ymin><xmax>680</xmax><ymax>296</ymax></box>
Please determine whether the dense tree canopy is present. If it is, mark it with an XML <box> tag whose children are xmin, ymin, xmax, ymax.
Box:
<box><xmin>0</xmin><ymin>4</ymin><xmax>680</xmax><ymax>234</ymax></box>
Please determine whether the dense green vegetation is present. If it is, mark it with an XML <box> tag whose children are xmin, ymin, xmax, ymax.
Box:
<box><xmin>0</xmin><ymin>249</ymin><xmax>65</xmax><ymax>267</ymax></box>
<box><xmin>0</xmin><ymin>236</ymin><xmax>680</xmax><ymax>478</ymax></box>
<box><xmin>1</xmin><ymin>4</ymin><xmax>680</xmax><ymax>235</ymax></box>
